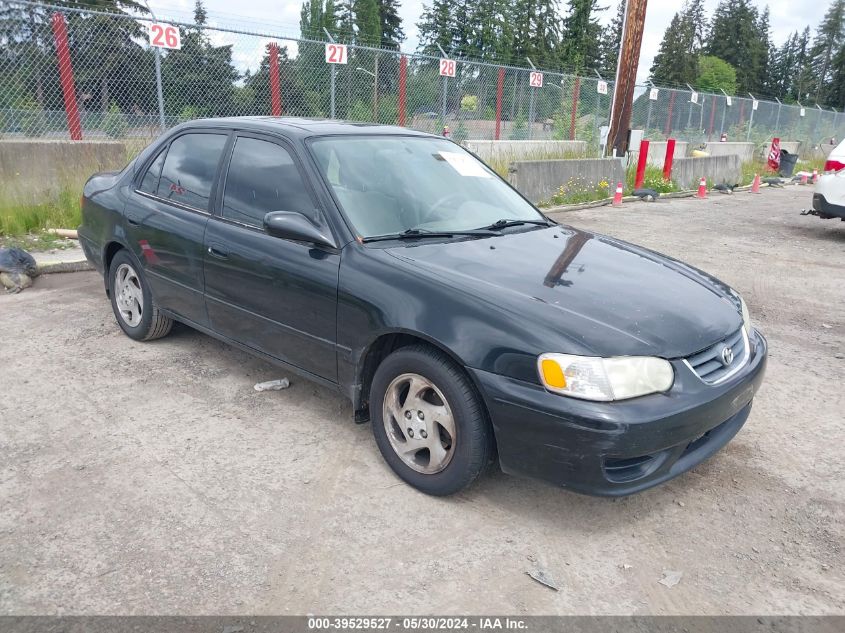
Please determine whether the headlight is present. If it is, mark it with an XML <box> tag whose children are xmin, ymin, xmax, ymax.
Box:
<box><xmin>538</xmin><ymin>353</ymin><xmax>674</xmax><ymax>401</ymax></box>
<box><xmin>739</xmin><ymin>295</ymin><xmax>752</xmax><ymax>336</ymax></box>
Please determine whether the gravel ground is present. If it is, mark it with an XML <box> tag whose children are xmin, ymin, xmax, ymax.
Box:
<box><xmin>0</xmin><ymin>186</ymin><xmax>842</xmax><ymax>615</ymax></box>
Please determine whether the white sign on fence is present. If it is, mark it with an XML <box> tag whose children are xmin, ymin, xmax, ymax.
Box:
<box><xmin>597</xmin><ymin>80</ymin><xmax>608</xmax><ymax>95</ymax></box>
<box><xmin>439</xmin><ymin>58</ymin><xmax>456</xmax><ymax>77</ymax></box>
<box><xmin>149</xmin><ymin>23</ymin><xmax>181</xmax><ymax>50</ymax></box>
<box><xmin>690</xmin><ymin>91</ymin><xmax>698</xmax><ymax>104</ymax></box>
<box><xmin>529</xmin><ymin>71</ymin><xmax>543</xmax><ymax>88</ymax></box>
<box><xmin>325</xmin><ymin>43</ymin><xmax>348</xmax><ymax>64</ymax></box>
<box><xmin>649</xmin><ymin>87</ymin><xmax>659</xmax><ymax>101</ymax></box>
<box><xmin>726</xmin><ymin>95</ymin><xmax>732</xmax><ymax>106</ymax></box>
<box><xmin>800</xmin><ymin>107</ymin><xmax>806</xmax><ymax>117</ymax></box>
<box><xmin>752</xmin><ymin>100</ymin><xmax>759</xmax><ymax>111</ymax></box>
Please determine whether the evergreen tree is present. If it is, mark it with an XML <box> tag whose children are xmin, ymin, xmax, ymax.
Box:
<box><xmin>809</xmin><ymin>0</ymin><xmax>845</xmax><ymax>103</ymax></box>
<box><xmin>706</xmin><ymin>0</ymin><xmax>767</xmax><ymax>93</ymax></box>
<box><xmin>353</xmin><ymin>0</ymin><xmax>380</xmax><ymax>46</ymax></box>
<box><xmin>560</xmin><ymin>0</ymin><xmax>604</xmax><ymax>73</ymax></box>
<box><xmin>417</xmin><ymin>0</ymin><xmax>452</xmax><ymax>57</ymax></box>
<box><xmin>599</xmin><ymin>1</ymin><xmax>625</xmax><ymax>77</ymax></box>
<box><xmin>649</xmin><ymin>12</ymin><xmax>697</xmax><ymax>86</ymax></box>
<box><xmin>377</xmin><ymin>0</ymin><xmax>404</xmax><ymax>49</ymax></box>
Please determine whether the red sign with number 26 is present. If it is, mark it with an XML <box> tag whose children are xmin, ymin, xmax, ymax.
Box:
<box><xmin>149</xmin><ymin>23</ymin><xmax>181</xmax><ymax>50</ymax></box>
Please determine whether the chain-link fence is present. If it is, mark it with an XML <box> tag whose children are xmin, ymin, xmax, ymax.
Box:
<box><xmin>2</xmin><ymin>0</ymin><xmax>843</xmax><ymax>158</ymax></box>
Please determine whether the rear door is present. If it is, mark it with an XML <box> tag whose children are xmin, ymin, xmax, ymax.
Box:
<box><xmin>203</xmin><ymin>133</ymin><xmax>340</xmax><ymax>381</ymax></box>
<box><xmin>124</xmin><ymin>130</ymin><xmax>230</xmax><ymax>326</ymax></box>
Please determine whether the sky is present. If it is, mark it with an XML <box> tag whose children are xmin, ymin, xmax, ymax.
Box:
<box><xmin>146</xmin><ymin>0</ymin><xmax>827</xmax><ymax>83</ymax></box>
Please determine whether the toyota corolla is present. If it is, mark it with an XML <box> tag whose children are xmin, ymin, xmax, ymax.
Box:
<box><xmin>79</xmin><ymin>118</ymin><xmax>767</xmax><ymax>496</ymax></box>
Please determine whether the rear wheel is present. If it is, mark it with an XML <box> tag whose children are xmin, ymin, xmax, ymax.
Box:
<box><xmin>370</xmin><ymin>345</ymin><xmax>494</xmax><ymax>495</ymax></box>
<box><xmin>108</xmin><ymin>250</ymin><xmax>172</xmax><ymax>341</ymax></box>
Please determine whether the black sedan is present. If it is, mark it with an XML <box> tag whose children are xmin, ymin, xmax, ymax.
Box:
<box><xmin>79</xmin><ymin>118</ymin><xmax>767</xmax><ymax>496</ymax></box>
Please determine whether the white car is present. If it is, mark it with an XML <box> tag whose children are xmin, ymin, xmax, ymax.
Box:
<box><xmin>811</xmin><ymin>139</ymin><xmax>845</xmax><ymax>220</ymax></box>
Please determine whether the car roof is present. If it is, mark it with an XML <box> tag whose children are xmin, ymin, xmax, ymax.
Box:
<box><xmin>181</xmin><ymin>116</ymin><xmax>436</xmax><ymax>140</ymax></box>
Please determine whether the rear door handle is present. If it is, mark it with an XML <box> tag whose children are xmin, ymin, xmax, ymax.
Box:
<box><xmin>126</xmin><ymin>212</ymin><xmax>140</xmax><ymax>226</ymax></box>
<box><xmin>207</xmin><ymin>243</ymin><xmax>229</xmax><ymax>259</ymax></box>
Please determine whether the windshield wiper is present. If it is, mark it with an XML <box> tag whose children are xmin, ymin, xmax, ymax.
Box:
<box><xmin>361</xmin><ymin>227</ymin><xmax>496</xmax><ymax>243</ymax></box>
<box><xmin>475</xmin><ymin>218</ymin><xmax>553</xmax><ymax>231</ymax></box>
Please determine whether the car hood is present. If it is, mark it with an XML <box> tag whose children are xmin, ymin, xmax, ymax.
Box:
<box><xmin>384</xmin><ymin>225</ymin><xmax>742</xmax><ymax>359</ymax></box>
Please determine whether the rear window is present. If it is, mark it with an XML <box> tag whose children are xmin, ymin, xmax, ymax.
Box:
<box><xmin>157</xmin><ymin>133</ymin><xmax>228</xmax><ymax>210</ymax></box>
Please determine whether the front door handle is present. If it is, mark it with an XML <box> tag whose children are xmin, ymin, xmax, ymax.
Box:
<box><xmin>207</xmin><ymin>243</ymin><xmax>229</xmax><ymax>259</ymax></box>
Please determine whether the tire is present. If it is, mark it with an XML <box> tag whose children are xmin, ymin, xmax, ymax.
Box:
<box><xmin>370</xmin><ymin>344</ymin><xmax>494</xmax><ymax>495</ymax></box>
<box><xmin>108</xmin><ymin>249</ymin><xmax>173</xmax><ymax>341</ymax></box>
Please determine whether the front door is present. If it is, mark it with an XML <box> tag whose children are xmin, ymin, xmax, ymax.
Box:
<box><xmin>203</xmin><ymin>134</ymin><xmax>340</xmax><ymax>382</ymax></box>
<box><xmin>124</xmin><ymin>131</ymin><xmax>229</xmax><ymax>326</ymax></box>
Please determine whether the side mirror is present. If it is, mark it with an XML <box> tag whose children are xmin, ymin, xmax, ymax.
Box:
<box><xmin>263</xmin><ymin>211</ymin><xmax>334</xmax><ymax>248</ymax></box>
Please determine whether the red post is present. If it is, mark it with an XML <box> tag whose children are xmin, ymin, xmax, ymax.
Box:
<box><xmin>634</xmin><ymin>139</ymin><xmax>649</xmax><ymax>189</ymax></box>
<box><xmin>51</xmin><ymin>12</ymin><xmax>82</xmax><ymax>140</ymax></box>
<box><xmin>569</xmin><ymin>76</ymin><xmax>581</xmax><ymax>141</ymax></box>
<box><xmin>268</xmin><ymin>43</ymin><xmax>282</xmax><ymax>116</ymax></box>
<box><xmin>397</xmin><ymin>55</ymin><xmax>407</xmax><ymax>127</ymax></box>
<box><xmin>664</xmin><ymin>91</ymin><xmax>675</xmax><ymax>137</ymax></box>
<box><xmin>708</xmin><ymin>95</ymin><xmax>716</xmax><ymax>142</ymax></box>
<box><xmin>494</xmin><ymin>67</ymin><xmax>504</xmax><ymax>140</ymax></box>
<box><xmin>663</xmin><ymin>138</ymin><xmax>676</xmax><ymax>181</ymax></box>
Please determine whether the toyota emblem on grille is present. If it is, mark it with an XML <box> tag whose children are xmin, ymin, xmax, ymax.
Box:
<box><xmin>720</xmin><ymin>345</ymin><xmax>734</xmax><ymax>366</ymax></box>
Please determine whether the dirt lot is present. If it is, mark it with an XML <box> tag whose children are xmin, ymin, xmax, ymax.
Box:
<box><xmin>0</xmin><ymin>186</ymin><xmax>842</xmax><ymax>615</ymax></box>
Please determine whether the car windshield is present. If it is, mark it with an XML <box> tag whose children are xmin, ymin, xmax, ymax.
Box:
<box><xmin>309</xmin><ymin>135</ymin><xmax>546</xmax><ymax>238</ymax></box>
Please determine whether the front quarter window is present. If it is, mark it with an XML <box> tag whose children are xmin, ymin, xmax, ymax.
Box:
<box><xmin>309</xmin><ymin>136</ymin><xmax>545</xmax><ymax>239</ymax></box>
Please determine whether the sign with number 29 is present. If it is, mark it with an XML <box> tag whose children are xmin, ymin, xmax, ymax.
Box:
<box><xmin>149</xmin><ymin>23</ymin><xmax>181</xmax><ymax>50</ymax></box>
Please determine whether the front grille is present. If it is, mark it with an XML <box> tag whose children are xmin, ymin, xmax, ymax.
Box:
<box><xmin>685</xmin><ymin>328</ymin><xmax>748</xmax><ymax>384</ymax></box>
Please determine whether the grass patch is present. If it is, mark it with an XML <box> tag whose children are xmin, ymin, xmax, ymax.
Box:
<box><xmin>0</xmin><ymin>230</ymin><xmax>77</xmax><ymax>251</ymax></box>
<box><xmin>0</xmin><ymin>187</ymin><xmax>81</xmax><ymax>237</ymax></box>
<box><xmin>538</xmin><ymin>177</ymin><xmax>611</xmax><ymax>207</ymax></box>
<box><xmin>625</xmin><ymin>165</ymin><xmax>678</xmax><ymax>194</ymax></box>
<box><xmin>486</xmin><ymin>148</ymin><xmax>593</xmax><ymax>179</ymax></box>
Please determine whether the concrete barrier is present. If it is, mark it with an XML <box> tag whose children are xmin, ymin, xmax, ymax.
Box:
<box><xmin>694</xmin><ymin>142</ymin><xmax>755</xmax><ymax>162</ymax></box>
<box><xmin>645</xmin><ymin>141</ymin><xmax>689</xmax><ymax>167</ymax></box>
<box><xmin>671</xmin><ymin>155</ymin><xmax>742</xmax><ymax>189</ymax></box>
<box><xmin>0</xmin><ymin>139</ymin><xmax>127</xmax><ymax>205</ymax></box>
<box><xmin>465</xmin><ymin>140</ymin><xmax>588</xmax><ymax>162</ymax></box>
<box><xmin>507</xmin><ymin>158</ymin><xmax>625</xmax><ymax>204</ymax></box>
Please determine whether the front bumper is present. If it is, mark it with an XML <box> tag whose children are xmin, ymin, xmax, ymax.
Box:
<box><xmin>470</xmin><ymin>329</ymin><xmax>767</xmax><ymax>496</ymax></box>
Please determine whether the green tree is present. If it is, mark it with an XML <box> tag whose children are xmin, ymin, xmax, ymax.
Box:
<box><xmin>809</xmin><ymin>0</ymin><xmax>845</xmax><ymax>104</ymax></box>
<box><xmin>353</xmin><ymin>0</ymin><xmax>380</xmax><ymax>46</ymax></box>
<box><xmin>695</xmin><ymin>55</ymin><xmax>737</xmax><ymax>94</ymax></box>
<box><xmin>560</xmin><ymin>0</ymin><xmax>603</xmax><ymax>73</ymax></box>
<box><xmin>649</xmin><ymin>12</ymin><xmax>697</xmax><ymax>86</ymax></box>
<box><xmin>706</xmin><ymin>0</ymin><xmax>768</xmax><ymax>93</ymax></box>
<box><xmin>599</xmin><ymin>1</ymin><xmax>625</xmax><ymax>77</ymax></box>
<box><xmin>377</xmin><ymin>0</ymin><xmax>404</xmax><ymax>49</ymax></box>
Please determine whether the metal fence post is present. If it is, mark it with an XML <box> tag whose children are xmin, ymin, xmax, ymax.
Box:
<box><xmin>141</xmin><ymin>1</ymin><xmax>166</xmax><ymax>131</ymax></box>
<box><xmin>708</xmin><ymin>95</ymin><xmax>716</xmax><ymax>141</ymax></box>
<box><xmin>50</xmin><ymin>12</ymin><xmax>82</xmax><ymax>140</ymax></box>
<box><xmin>747</xmin><ymin>93</ymin><xmax>756</xmax><ymax>141</ymax></box>
<box><xmin>569</xmin><ymin>77</ymin><xmax>580</xmax><ymax>141</ymax></box>
<box><xmin>495</xmin><ymin>67</ymin><xmax>504</xmax><ymax>140</ymax></box>
<box><xmin>397</xmin><ymin>55</ymin><xmax>407</xmax><ymax>127</ymax></box>
<box><xmin>268</xmin><ymin>43</ymin><xmax>282</xmax><ymax>116</ymax></box>
<box><xmin>664</xmin><ymin>91</ymin><xmax>675</xmax><ymax>136</ymax></box>
<box><xmin>719</xmin><ymin>89</ymin><xmax>729</xmax><ymax>137</ymax></box>
<box><xmin>774</xmin><ymin>97</ymin><xmax>782</xmax><ymax>134</ymax></box>
<box><xmin>323</xmin><ymin>28</ymin><xmax>336</xmax><ymax>119</ymax></box>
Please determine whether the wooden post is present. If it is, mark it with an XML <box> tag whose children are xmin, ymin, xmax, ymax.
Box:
<box><xmin>268</xmin><ymin>43</ymin><xmax>282</xmax><ymax>116</ymax></box>
<box><xmin>664</xmin><ymin>90</ymin><xmax>675</xmax><ymax>136</ymax></box>
<box><xmin>607</xmin><ymin>0</ymin><xmax>649</xmax><ymax>155</ymax></box>
<box><xmin>51</xmin><ymin>12</ymin><xmax>82</xmax><ymax>140</ymax></box>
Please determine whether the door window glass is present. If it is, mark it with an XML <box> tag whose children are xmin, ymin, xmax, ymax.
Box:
<box><xmin>138</xmin><ymin>148</ymin><xmax>166</xmax><ymax>194</ymax></box>
<box><xmin>222</xmin><ymin>137</ymin><xmax>316</xmax><ymax>227</ymax></box>
<box><xmin>156</xmin><ymin>133</ymin><xmax>227</xmax><ymax>210</ymax></box>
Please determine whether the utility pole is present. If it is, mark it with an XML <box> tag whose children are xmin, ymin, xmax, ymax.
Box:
<box><xmin>607</xmin><ymin>0</ymin><xmax>648</xmax><ymax>156</ymax></box>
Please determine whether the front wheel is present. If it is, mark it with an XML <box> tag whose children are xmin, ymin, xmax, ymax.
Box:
<box><xmin>108</xmin><ymin>249</ymin><xmax>173</xmax><ymax>341</ymax></box>
<box><xmin>370</xmin><ymin>345</ymin><xmax>494</xmax><ymax>495</ymax></box>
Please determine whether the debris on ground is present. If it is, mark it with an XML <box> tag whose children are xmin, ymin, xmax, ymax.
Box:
<box><xmin>632</xmin><ymin>188</ymin><xmax>660</xmax><ymax>202</ymax></box>
<box><xmin>713</xmin><ymin>183</ymin><xmax>739</xmax><ymax>194</ymax></box>
<box><xmin>658</xmin><ymin>570</ymin><xmax>684</xmax><ymax>588</ymax></box>
<box><xmin>253</xmin><ymin>378</ymin><xmax>291</xmax><ymax>392</ymax></box>
<box><xmin>526</xmin><ymin>568</ymin><xmax>559</xmax><ymax>591</ymax></box>
<box><xmin>46</xmin><ymin>228</ymin><xmax>79</xmax><ymax>239</ymax></box>
<box><xmin>0</xmin><ymin>247</ymin><xmax>39</xmax><ymax>294</ymax></box>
